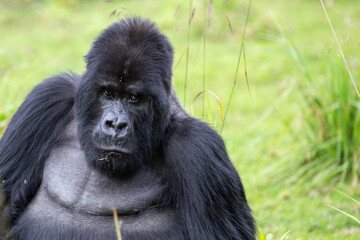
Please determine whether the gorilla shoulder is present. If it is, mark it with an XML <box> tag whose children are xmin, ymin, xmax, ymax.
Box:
<box><xmin>0</xmin><ymin>73</ymin><xmax>77</xmax><ymax>222</ymax></box>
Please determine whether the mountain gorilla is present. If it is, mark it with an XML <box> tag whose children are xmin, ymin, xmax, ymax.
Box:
<box><xmin>0</xmin><ymin>18</ymin><xmax>255</xmax><ymax>240</ymax></box>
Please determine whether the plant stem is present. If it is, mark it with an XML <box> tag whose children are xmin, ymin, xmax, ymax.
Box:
<box><xmin>221</xmin><ymin>0</ymin><xmax>252</xmax><ymax>134</ymax></box>
<box><xmin>184</xmin><ymin>0</ymin><xmax>193</xmax><ymax>107</ymax></box>
<box><xmin>319</xmin><ymin>0</ymin><xmax>360</xmax><ymax>98</ymax></box>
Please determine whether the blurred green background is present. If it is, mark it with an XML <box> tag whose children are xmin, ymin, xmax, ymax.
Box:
<box><xmin>1</xmin><ymin>0</ymin><xmax>360</xmax><ymax>239</ymax></box>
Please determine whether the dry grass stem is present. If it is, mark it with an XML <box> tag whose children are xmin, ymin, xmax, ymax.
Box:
<box><xmin>112</xmin><ymin>207</ymin><xmax>122</xmax><ymax>240</ymax></box>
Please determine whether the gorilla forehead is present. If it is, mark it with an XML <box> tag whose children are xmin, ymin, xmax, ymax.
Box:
<box><xmin>96</xmin><ymin>54</ymin><xmax>154</xmax><ymax>90</ymax></box>
<box><xmin>85</xmin><ymin>18</ymin><xmax>174</xmax><ymax>92</ymax></box>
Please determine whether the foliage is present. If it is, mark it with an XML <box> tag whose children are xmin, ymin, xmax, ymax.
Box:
<box><xmin>1</xmin><ymin>0</ymin><xmax>360</xmax><ymax>239</ymax></box>
<box><xmin>327</xmin><ymin>190</ymin><xmax>360</xmax><ymax>225</ymax></box>
<box><xmin>258</xmin><ymin>231</ymin><xmax>302</xmax><ymax>240</ymax></box>
<box><xmin>282</xmin><ymin>32</ymin><xmax>360</xmax><ymax>185</ymax></box>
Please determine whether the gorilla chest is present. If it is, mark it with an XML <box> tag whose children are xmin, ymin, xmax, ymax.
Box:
<box><xmin>43</xmin><ymin>144</ymin><xmax>165</xmax><ymax>214</ymax></box>
<box><xmin>24</xmin><ymin>139</ymin><xmax>175</xmax><ymax>237</ymax></box>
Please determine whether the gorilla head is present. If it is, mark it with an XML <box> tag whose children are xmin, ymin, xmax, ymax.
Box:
<box><xmin>75</xmin><ymin>18</ymin><xmax>174</xmax><ymax>177</ymax></box>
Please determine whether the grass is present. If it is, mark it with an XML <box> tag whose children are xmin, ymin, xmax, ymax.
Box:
<box><xmin>1</xmin><ymin>0</ymin><xmax>360</xmax><ymax>239</ymax></box>
<box><xmin>291</xmin><ymin>57</ymin><xmax>360</xmax><ymax>186</ymax></box>
<box><xmin>319</xmin><ymin>0</ymin><xmax>360</xmax><ymax>98</ymax></box>
<box><xmin>273</xmin><ymin>22</ymin><xmax>360</xmax><ymax>187</ymax></box>
<box><xmin>327</xmin><ymin>190</ymin><xmax>360</xmax><ymax>226</ymax></box>
<box><xmin>112</xmin><ymin>207</ymin><xmax>122</xmax><ymax>240</ymax></box>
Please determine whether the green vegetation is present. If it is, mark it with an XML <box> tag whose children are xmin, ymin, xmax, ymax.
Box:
<box><xmin>1</xmin><ymin>0</ymin><xmax>360</xmax><ymax>239</ymax></box>
<box><xmin>327</xmin><ymin>190</ymin><xmax>360</xmax><ymax>226</ymax></box>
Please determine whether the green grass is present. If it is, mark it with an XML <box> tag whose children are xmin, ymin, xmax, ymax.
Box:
<box><xmin>1</xmin><ymin>0</ymin><xmax>360</xmax><ymax>239</ymax></box>
<box><xmin>285</xmin><ymin>56</ymin><xmax>360</xmax><ymax>186</ymax></box>
<box><xmin>327</xmin><ymin>190</ymin><xmax>360</xmax><ymax>226</ymax></box>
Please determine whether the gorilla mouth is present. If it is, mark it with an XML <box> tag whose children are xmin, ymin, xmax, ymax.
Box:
<box><xmin>91</xmin><ymin>131</ymin><xmax>133</xmax><ymax>156</ymax></box>
<box><xmin>82</xmin><ymin>208</ymin><xmax>142</xmax><ymax>217</ymax></box>
<box><xmin>92</xmin><ymin>138</ymin><xmax>133</xmax><ymax>156</ymax></box>
<box><xmin>97</xmin><ymin>148</ymin><xmax>132</xmax><ymax>161</ymax></box>
<box><xmin>99</xmin><ymin>147</ymin><xmax>132</xmax><ymax>155</ymax></box>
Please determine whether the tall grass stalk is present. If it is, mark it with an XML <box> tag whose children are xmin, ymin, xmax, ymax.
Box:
<box><xmin>319</xmin><ymin>0</ymin><xmax>360</xmax><ymax>98</ymax></box>
<box><xmin>200</xmin><ymin>0</ymin><xmax>212</xmax><ymax>119</ymax></box>
<box><xmin>202</xmin><ymin>12</ymin><xmax>207</xmax><ymax>119</ymax></box>
<box><xmin>112</xmin><ymin>208</ymin><xmax>122</xmax><ymax>240</ymax></box>
<box><xmin>183</xmin><ymin>0</ymin><xmax>194</xmax><ymax>108</ymax></box>
<box><xmin>220</xmin><ymin>0</ymin><xmax>252</xmax><ymax>134</ymax></box>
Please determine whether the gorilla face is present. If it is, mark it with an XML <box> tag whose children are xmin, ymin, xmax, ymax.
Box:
<box><xmin>92</xmin><ymin>84</ymin><xmax>143</xmax><ymax>156</ymax></box>
<box><xmin>75</xmin><ymin>18</ymin><xmax>174</xmax><ymax>177</ymax></box>
<box><xmin>90</xmin><ymin>78</ymin><xmax>151</xmax><ymax>175</ymax></box>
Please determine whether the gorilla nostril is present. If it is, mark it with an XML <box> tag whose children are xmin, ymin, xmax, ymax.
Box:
<box><xmin>105</xmin><ymin>120</ymin><xmax>114</xmax><ymax>128</ymax></box>
<box><xmin>117</xmin><ymin>122</ymin><xmax>128</xmax><ymax>130</ymax></box>
<box><xmin>102</xmin><ymin>113</ymin><xmax>130</xmax><ymax>136</ymax></box>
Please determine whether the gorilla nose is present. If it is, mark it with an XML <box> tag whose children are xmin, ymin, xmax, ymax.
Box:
<box><xmin>105</xmin><ymin>118</ymin><xmax>127</xmax><ymax>131</ymax></box>
<box><xmin>102</xmin><ymin>113</ymin><xmax>130</xmax><ymax>138</ymax></box>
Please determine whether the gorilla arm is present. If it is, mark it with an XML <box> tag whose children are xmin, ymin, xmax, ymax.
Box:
<box><xmin>0</xmin><ymin>188</ymin><xmax>11</xmax><ymax>238</ymax></box>
<box><xmin>165</xmin><ymin>117</ymin><xmax>256</xmax><ymax>240</ymax></box>
<box><xmin>0</xmin><ymin>74</ymin><xmax>77</xmax><ymax>222</ymax></box>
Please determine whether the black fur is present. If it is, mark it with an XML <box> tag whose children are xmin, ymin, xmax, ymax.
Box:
<box><xmin>0</xmin><ymin>74</ymin><xmax>76</xmax><ymax>222</ymax></box>
<box><xmin>0</xmin><ymin>18</ymin><xmax>255</xmax><ymax>239</ymax></box>
<box><xmin>76</xmin><ymin>19</ymin><xmax>173</xmax><ymax>178</ymax></box>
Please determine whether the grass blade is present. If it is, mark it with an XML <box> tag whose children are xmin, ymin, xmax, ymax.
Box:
<box><xmin>191</xmin><ymin>90</ymin><xmax>224</xmax><ymax>124</ymax></box>
<box><xmin>173</xmin><ymin>48</ymin><xmax>186</xmax><ymax>71</ymax></box>
<box><xmin>226</xmin><ymin>16</ymin><xmax>233</xmax><ymax>35</ymax></box>
<box><xmin>319</xmin><ymin>0</ymin><xmax>360</xmax><ymax>98</ymax></box>
<box><xmin>280</xmin><ymin>230</ymin><xmax>291</xmax><ymax>240</ymax></box>
<box><xmin>243</xmin><ymin>42</ymin><xmax>251</xmax><ymax>98</ymax></box>
<box><xmin>221</xmin><ymin>0</ymin><xmax>252</xmax><ymax>134</ymax></box>
<box><xmin>326</xmin><ymin>203</ymin><xmax>360</xmax><ymax>225</ymax></box>
<box><xmin>202</xmin><ymin>30</ymin><xmax>206</xmax><ymax>118</ymax></box>
<box><xmin>112</xmin><ymin>208</ymin><xmax>122</xmax><ymax>240</ymax></box>
<box><xmin>183</xmin><ymin>0</ymin><xmax>195</xmax><ymax>107</ymax></box>
<box><xmin>335</xmin><ymin>189</ymin><xmax>360</xmax><ymax>205</ymax></box>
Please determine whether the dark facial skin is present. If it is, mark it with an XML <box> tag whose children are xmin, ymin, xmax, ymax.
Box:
<box><xmin>92</xmin><ymin>81</ymin><xmax>147</xmax><ymax>156</ymax></box>
<box><xmin>78</xmin><ymin>70</ymin><xmax>156</xmax><ymax>178</ymax></box>
<box><xmin>74</xmin><ymin>19</ymin><xmax>174</xmax><ymax>179</ymax></box>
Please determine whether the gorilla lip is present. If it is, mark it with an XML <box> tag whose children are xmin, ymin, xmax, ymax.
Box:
<box><xmin>98</xmin><ymin>147</ymin><xmax>132</xmax><ymax>155</ymax></box>
<box><xmin>92</xmin><ymin>136</ymin><xmax>132</xmax><ymax>155</ymax></box>
<box><xmin>98</xmin><ymin>150</ymin><xmax>130</xmax><ymax>161</ymax></box>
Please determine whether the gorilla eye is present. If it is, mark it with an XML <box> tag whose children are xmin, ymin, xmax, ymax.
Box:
<box><xmin>103</xmin><ymin>89</ymin><xmax>114</xmax><ymax>98</ymax></box>
<box><xmin>128</xmin><ymin>95</ymin><xmax>140</xmax><ymax>103</ymax></box>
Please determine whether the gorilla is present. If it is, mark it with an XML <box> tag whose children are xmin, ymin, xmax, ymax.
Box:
<box><xmin>0</xmin><ymin>18</ymin><xmax>255</xmax><ymax>240</ymax></box>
